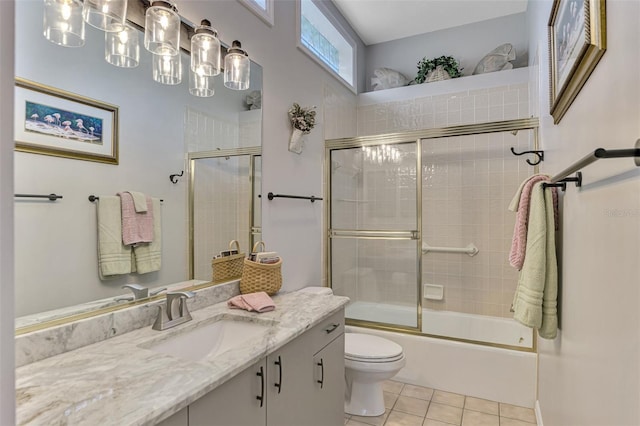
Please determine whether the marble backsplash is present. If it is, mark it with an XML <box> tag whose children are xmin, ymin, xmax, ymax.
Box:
<box><xmin>15</xmin><ymin>280</ymin><xmax>241</xmax><ymax>367</ymax></box>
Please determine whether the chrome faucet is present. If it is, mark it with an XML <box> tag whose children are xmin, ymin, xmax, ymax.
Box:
<box><xmin>152</xmin><ymin>291</ymin><xmax>196</xmax><ymax>331</ymax></box>
<box><xmin>115</xmin><ymin>284</ymin><xmax>167</xmax><ymax>302</ymax></box>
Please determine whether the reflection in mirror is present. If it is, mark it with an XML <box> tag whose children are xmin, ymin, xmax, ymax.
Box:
<box><xmin>190</xmin><ymin>151</ymin><xmax>262</xmax><ymax>282</ymax></box>
<box><xmin>14</xmin><ymin>1</ymin><xmax>262</xmax><ymax>329</ymax></box>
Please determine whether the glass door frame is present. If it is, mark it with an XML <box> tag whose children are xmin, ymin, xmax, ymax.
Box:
<box><xmin>324</xmin><ymin>118</ymin><xmax>540</xmax><ymax>351</ymax></box>
<box><xmin>188</xmin><ymin>146</ymin><xmax>262</xmax><ymax>279</ymax></box>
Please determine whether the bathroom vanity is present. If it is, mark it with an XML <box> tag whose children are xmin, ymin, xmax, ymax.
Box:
<box><xmin>15</xmin><ymin>287</ymin><xmax>348</xmax><ymax>425</ymax></box>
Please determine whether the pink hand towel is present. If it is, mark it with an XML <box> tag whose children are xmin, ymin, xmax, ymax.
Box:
<box><xmin>118</xmin><ymin>191</ymin><xmax>154</xmax><ymax>246</ymax></box>
<box><xmin>228</xmin><ymin>292</ymin><xmax>276</xmax><ymax>313</ymax></box>
<box><xmin>509</xmin><ymin>175</ymin><xmax>558</xmax><ymax>270</ymax></box>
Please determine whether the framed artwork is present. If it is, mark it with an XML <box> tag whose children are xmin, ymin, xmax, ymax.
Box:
<box><xmin>548</xmin><ymin>0</ymin><xmax>606</xmax><ymax>124</ymax></box>
<box><xmin>15</xmin><ymin>78</ymin><xmax>119</xmax><ymax>164</ymax></box>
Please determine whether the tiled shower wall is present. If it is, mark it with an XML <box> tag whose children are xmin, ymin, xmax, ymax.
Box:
<box><xmin>330</xmin><ymin>80</ymin><xmax>535</xmax><ymax>319</ymax></box>
<box><xmin>186</xmin><ymin>107</ymin><xmax>256</xmax><ymax>281</ymax></box>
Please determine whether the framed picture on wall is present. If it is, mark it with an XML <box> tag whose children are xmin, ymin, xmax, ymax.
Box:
<box><xmin>548</xmin><ymin>0</ymin><xmax>606</xmax><ymax>124</ymax></box>
<box><xmin>14</xmin><ymin>78</ymin><xmax>119</xmax><ymax>164</ymax></box>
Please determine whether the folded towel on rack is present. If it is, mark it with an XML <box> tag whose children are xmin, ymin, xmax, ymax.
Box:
<box><xmin>128</xmin><ymin>191</ymin><xmax>148</xmax><ymax>213</ymax></box>
<box><xmin>118</xmin><ymin>191</ymin><xmax>154</xmax><ymax>246</ymax></box>
<box><xmin>508</xmin><ymin>174</ymin><xmax>558</xmax><ymax>270</ymax></box>
<box><xmin>133</xmin><ymin>197</ymin><xmax>162</xmax><ymax>274</ymax></box>
<box><xmin>97</xmin><ymin>196</ymin><xmax>132</xmax><ymax>278</ymax></box>
<box><xmin>511</xmin><ymin>182</ymin><xmax>558</xmax><ymax>339</ymax></box>
<box><xmin>227</xmin><ymin>292</ymin><xmax>275</xmax><ymax>313</ymax></box>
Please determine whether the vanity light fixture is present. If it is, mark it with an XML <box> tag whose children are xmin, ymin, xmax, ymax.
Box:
<box><xmin>144</xmin><ymin>0</ymin><xmax>180</xmax><ymax>56</ymax></box>
<box><xmin>82</xmin><ymin>0</ymin><xmax>128</xmax><ymax>32</ymax></box>
<box><xmin>189</xmin><ymin>68</ymin><xmax>215</xmax><ymax>97</ymax></box>
<box><xmin>43</xmin><ymin>0</ymin><xmax>85</xmax><ymax>47</ymax></box>
<box><xmin>105</xmin><ymin>24</ymin><xmax>139</xmax><ymax>68</ymax></box>
<box><xmin>152</xmin><ymin>52</ymin><xmax>182</xmax><ymax>85</ymax></box>
<box><xmin>191</xmin><ymin>19</ymin><xmax>221</xmax><ymax>77</ymax></box>
<box><xmin>223</xmin><ymin>40</ymin><xmax>250</xmax><ymax>91</ymax></box>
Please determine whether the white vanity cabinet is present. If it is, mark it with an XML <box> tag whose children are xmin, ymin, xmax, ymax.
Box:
<box><xmin>179</xmin><ymin>309</ymin><xmax>345</xmax><ymax>426</ymax></box>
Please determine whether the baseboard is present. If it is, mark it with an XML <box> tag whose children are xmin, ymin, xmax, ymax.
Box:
<box><xmin>535</xmin><ymin>400</ymin><xmax>544</xmax><ymax>426</ymax></box>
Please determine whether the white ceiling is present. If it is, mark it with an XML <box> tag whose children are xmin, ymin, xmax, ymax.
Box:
<box><xmin>332</xmin><ymin>0</ymin><xmax>529</xmax><ymax>45</ymax></box>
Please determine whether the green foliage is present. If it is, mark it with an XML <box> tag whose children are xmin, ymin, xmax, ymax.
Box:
<box><xmin>414</xmin><ymin>55</ymin><xmax>463</xmax><ymax>84</ymax></box>
<box><xmin>288</xmin><ymin>103</ymin><xmax>316</xmax><ymax>133</ymax></box>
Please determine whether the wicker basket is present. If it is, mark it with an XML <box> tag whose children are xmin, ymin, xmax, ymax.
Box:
<box><xmin>426</xmin><ymin>65</ymin><xmax>452</xmax><ymax>83</ymax></box>
<box><xmin>212</xmin><ymin>240</ymin><xmax>245</xmax><ymax>283</ymax></box>
<box><xmin>240</xmin><ymin>241</ymin><xmax>282</xmax><ymax>295</ymax></box>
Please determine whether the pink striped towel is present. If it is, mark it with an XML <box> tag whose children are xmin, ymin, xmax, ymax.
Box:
<box><xmin>509</xmin><ymin>175</ymin><xmax>558</xmax><ymax>270</ymax></box>
<box><xmin>118</xmin><ymin>191</ymin><xmax>154</xmax><ymax>246</ymax></box>
<box><xmin>228</xmin><ymin>292</ymin><xmax>276</xmax><ymax>313</ymax></box>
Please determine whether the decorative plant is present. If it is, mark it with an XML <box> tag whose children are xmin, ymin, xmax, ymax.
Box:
<box><xmin>414</xmin><ymin>55</ymin><xmax>463</xmax><ymax>84</ymax></box>
<box><xmin>288</xmin><ymin>103</ymin><xmax>316</xmax><ymax>134</ymax></box>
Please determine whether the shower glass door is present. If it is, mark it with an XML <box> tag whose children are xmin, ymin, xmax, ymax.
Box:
<box><xmin>189</xmin><ymin>149</ymin><xmax>261</xmax><ymax>281</ymax></box>
<box><xmin>328</xmin><ymin>141</ymin><xmax>421</xmax><ymax>330</ymax></box>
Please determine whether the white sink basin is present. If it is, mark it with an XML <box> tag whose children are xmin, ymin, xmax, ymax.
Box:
<box><xmin>147</xmin><ymin>318</ymin><xmax>271</xmax><ymax>362</ymax></box>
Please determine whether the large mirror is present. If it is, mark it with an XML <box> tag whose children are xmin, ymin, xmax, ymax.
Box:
<box><xmin>14</xmin><ymin>1</ymin><xmax>262</xmax><ymax>329</ymax></box>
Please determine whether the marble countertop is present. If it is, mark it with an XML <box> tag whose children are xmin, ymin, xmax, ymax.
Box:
<box><xmin>16</xmin><ymin>291</ymin><xmax>349</xmax><ymax>425</ymax></box>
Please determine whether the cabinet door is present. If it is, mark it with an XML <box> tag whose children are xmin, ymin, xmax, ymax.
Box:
<box><xmin>266</xmin><ymin>335</ymin><xmax>316</xmax><ymax>426</ymax></box>
<box><xmin>155</xmin><ymin>407</ymin><xmax>188</xmax><ymax>426</ymax></box>
<box><xmin>189</xmin><ymin>360</ymin><xmax>267</xmax><ymax>426</ymax></box>
<box><xmin>310</xmin><ymin>335</ymin><xmax>345</xmax><ymax>426</ymax></box>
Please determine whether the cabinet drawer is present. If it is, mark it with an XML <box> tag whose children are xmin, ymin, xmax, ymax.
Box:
<box><xmin>309</xmin><ymin>308</ymin><xmax>344</xmax><ymax>354</ymax></box>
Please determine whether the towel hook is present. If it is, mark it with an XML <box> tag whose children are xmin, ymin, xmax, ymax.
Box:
<box><xmin>510</xmin><ymin>147</ymin><xmax>544</xmax><ymax>166</ymax></box>
<box><xmin>169</xmin><ymin>171</ymin><xmax>183</xmax><ymax>184</ymax></box>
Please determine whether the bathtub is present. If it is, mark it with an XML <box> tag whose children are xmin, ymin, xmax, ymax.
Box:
<box><xmin>346</xmin><ymin>301</ymin><xmax>533</xmax><ymax>348</ymax></box>
<box><xmin>345</xmin><ymin>302</ymin><xmax>537</xmax><ymax>408</ymax></box>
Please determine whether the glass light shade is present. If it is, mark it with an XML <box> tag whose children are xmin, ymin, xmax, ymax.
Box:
<box><xmin>144</xmin><ymin>0</ymin><xmax>180</xmax><ymax>56</ymax></box>
<box><xmin>153</xmin><ymin>53</ymin><xmax>182</xmax><ymax>85</ymax></box>
<box><xmin>224</xmin><ymin>40</ymin><xmax>250</xmax><ymax>91</ymax></box>
<box><xmin>190</xmin><ymin>20</ymin><xmax>221</xmax><ymax>77</ymax></box>
<box><xmin>83</xmin><ymin>0</ymin><xmax>127</xmax><ymax>32</ymax></box>
<box><xmin>105</xmin><ymin>25</ymin><xmax>139</xmax><ymax>68</ymax></box>
<box><xmin>43</xmin><ymin>0</ymin><xmax>85</xmax><ymax>47</ymax></box>
<box><xmin>189</xmin><ymin>69</ymin><xmax>215</xmax><ymax>97</ymax></box>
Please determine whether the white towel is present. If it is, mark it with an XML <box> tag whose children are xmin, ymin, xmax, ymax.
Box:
<box><xmin>128</xmin><ymin>191</ymin><xmax>148</xmax><ymax>213</ymax></box>
<box><xmin>97</xmin><ymin>196</ymin><xmax>132</xmax><ymax>278</ymax></box>
<box><xmin>133</xmin><ymin>198</ymin><xmax>162</xmax><ymax>274</ymax></box>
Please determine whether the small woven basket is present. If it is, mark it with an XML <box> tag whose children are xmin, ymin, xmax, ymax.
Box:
<box><xmin>426</xmin><ymin>65</ymin><xmax>451</xmax><ymax>83</ymax></box>
<box><xmin>240</xmin><ymin>241</ymin><xmax>282</xmax><ymax>295</ymax></box>
<box><xmin>212</xmin><ymin>240</ymin><xmax>245</xmax><ymax>283</ymax></box>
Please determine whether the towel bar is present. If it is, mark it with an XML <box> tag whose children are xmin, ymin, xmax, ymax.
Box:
<box><xmin>89</xmin><ymin>195</ymin><xmax>164</xmax><ymax>202</ymax></box>
<box><xmin>14</xmin><ymin>193</ymin><xmax>62</xmax><ymax>201</ymax></box>
<box><xmin>266</xmin><ymin>192</ymin><xmax>323</xmax><ymax>203</ymax></box>
<box><xmin>422</xmin><ymin>243</ymin><xmax>479</xmax><ymax>257</ymax></box>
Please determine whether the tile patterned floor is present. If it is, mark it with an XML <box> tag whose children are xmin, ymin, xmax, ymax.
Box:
<box><xmin>345</xmin><ymin>380</ymin><xmax>537</xmax><ymax>426</ymax></box>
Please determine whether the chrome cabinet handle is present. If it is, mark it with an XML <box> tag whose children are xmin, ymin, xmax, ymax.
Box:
<box><xmin>317</xmin><ymin>359</ymin><xmax>324</xmax><ymax>389</ymax></box>
<box><xmin>256</xmin><ymin>366</ymin><xmax>265</xmax><ymax>407</ymax></box>
<box><xmin>274</xmin><ymin>356</ymin><xmax>282</xmax><ymax>394</ymax></box>
<box><xmin>324</xmin><ymin>323</ymin><xmax>339</xmax><ymax>334</ymax></box>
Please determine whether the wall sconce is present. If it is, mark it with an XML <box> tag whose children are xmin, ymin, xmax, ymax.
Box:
<box><xmin>83</xmin><ymin>0</ymin><xmax>128</xmax><ymax>32</ymax></box>
<box><xmin>144</xmin><ymin>0</ymin><xmax>180</xmax><ymax>56</ymax></box>
<box><xmin>105</xmin><ymin>24</ymin><xmax>139</xmax><ymax>68</ymax></box>
<box><xmin>189</xmin><ymin>69</ymin><xmax>215</xmax><ymax>97</ymax></box>
<box><xmin>224</xmin><ymin>40</ymin><xmax>250</xmax><ymax>91</ymax></box>
<box><xmin>191</xmin><ymin>19</ymin><xmax>221</xmax><ymax>77</ymax></box>
<box><xmin>43</xmin><ymin>0</ymin><xmax>85</xmax><ymax>47</ymax></box>
<box><xmin>153</xmin><ymin>53</ymin><xmax>182</xmax><ymax>85</ymax></box>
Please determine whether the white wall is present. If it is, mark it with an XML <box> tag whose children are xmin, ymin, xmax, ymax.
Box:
<box><xmin>364</xmin><ymin>13</ymin><xmax>529</xmax><ymax>92</ymax></box>
<box><xmin>0</xmin><ymin>1</ymin><xmax>15</xmax><ymax>424</ymax></box>
<box><xmin>528</xmin><ymin>0</ymin><xmax>640</xmax><ymax>424</ymax></box>
<box><xmin>178</xmin><ymin>0</ymin><xmax>362</xmax><ymax>292</ymax></box>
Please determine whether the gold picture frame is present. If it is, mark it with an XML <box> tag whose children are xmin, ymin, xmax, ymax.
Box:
<box><xmin>548</xmin><ymin>0</ymin><xmax>606</xmax><ymax>124</ymax></box>
<box><xmin>14</xmin><ymin>78</ymin><xmax>119</xmax><ymax>164</ymax></box>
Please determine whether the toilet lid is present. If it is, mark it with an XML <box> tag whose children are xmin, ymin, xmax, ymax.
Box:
<box><xmin>345</xmin><ymin>333</ymin><xmax>404</xmax><ymax>362</ymax></box>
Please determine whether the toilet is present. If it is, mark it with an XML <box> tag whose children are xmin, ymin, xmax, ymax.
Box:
<box><xmin>344</xmin><ymin>333</ymin><xmax>405</xmax><ymax>416</ymax></box>
<box><xmin>298</xmin><ymin>287</ymin><xmax>406</xmax><ymax>417</ymax></box>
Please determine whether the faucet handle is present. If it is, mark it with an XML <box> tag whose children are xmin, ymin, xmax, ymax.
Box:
<box><xmin>150</xmin><ymin>287</ymin><xmax>167</xmax><ymax>297</ymax></box>
<box><xmin>166</xmin><ymin>291</ymin><xmax>196</xmax><ymax>321</ymax></box>
<box><xmin>122</xmin><ymin>284</ymin><xmax>149</xmax><ymax>300</ymax></box>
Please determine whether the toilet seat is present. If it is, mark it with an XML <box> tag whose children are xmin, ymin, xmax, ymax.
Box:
<box><xmin>345</xmin><ymin>333</ymin><xmax>404</xmax><ymax>363</ymax></box>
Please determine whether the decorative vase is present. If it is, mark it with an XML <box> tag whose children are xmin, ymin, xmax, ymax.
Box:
<box><xmin>425</xmin><ymin>65</ymin><xmax>451</xmax><ymax>83</ymax></box>
<box><xmin>288</xmin><ymin>128</ymin><xmax>306</xmax><ymax>154</ymax></box>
